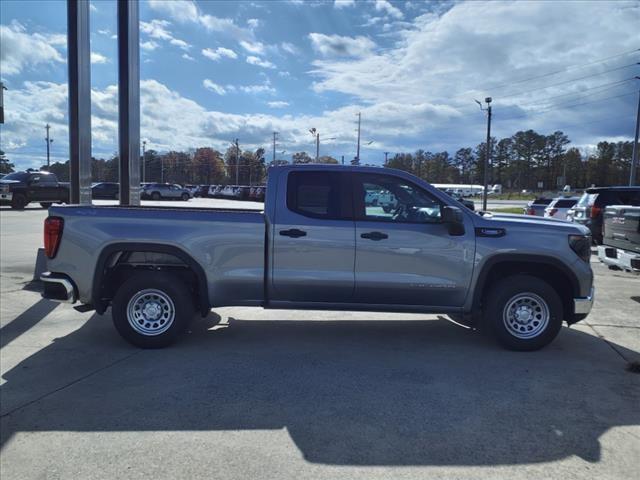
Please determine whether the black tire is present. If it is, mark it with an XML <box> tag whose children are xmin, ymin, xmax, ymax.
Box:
<box><xmin>181</xmin><ymin>193</ymin><xmax>189</xmax><ymax>201</ymax></box>
<box><xmin>111</xmin><ymin>271</ymin><xmax>195</xmax><ymax>348</ymax></box>
<box><xmin>483</xmin><ymin>274</ymin><xmax>563</xmax><ymax>351</ymax></box>
<box><xmin>11</xmin><ymin>193</ymin><xmax>27</xmax><ymax>210</ymax></box>
<box><xmin>151</xmin><ymin>192</ymin><xmax>161</xmax><ymax>200</ymax></box>
<box><xmin>40</xmin><ymin>202</ymin><xmax>53</xmax><ymax>209</ymax></box>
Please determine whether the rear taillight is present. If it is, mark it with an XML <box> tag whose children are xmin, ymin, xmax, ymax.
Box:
<box><xmin>590</xmin><ymin>206</ymin><xmax>602</xmax><ymax>218</ymax></box>
<box><xmin>526</xmin><ymin>207</ymin><xmax>535</xmax><ymax>215</ymax></box>
<box><xmin>44</xmin><ymin>217</ymin><xmax>64</xmax><ymax>258</ymax></box>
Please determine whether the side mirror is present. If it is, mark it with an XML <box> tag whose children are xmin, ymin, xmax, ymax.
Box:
<box><xmin>442</xmin><ymin>206</ymin><xmax>465</xmax><ymax>236</ymax></box>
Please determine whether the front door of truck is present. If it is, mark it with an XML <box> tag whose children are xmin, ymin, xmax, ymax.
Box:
<box><xmin>352</xmin><ymin>173</ymin><xmax>475</xmax><ymax>307</ymax></box>
<box><xmin>271</xmin><ymin>170</ymin><xmax>355</xmax><ymax>303</ymax></box>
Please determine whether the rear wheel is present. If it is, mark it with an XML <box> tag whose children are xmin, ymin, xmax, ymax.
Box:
<box><xmin>181</xmin><ymin>193</ymin><xmax>189</xmax><ymax>201</ymax></box>
<box><xmin>11</xmin><ymin>193</ymin><xmax>27</xmax><ymax>210</ymax></box>
<box><xmin>483</xmin><ymin>275</ymin><xmax>563</xmax><ymax>351</ymax></box>
<box><xmin>111</xmin><ymin>271</ymin><xmax>195</xmax><ymax>348</ymax></box>
<box><xmin>151</xmin><ymin>192</ymin><xmax>161</xmax><ymax>200</ymax></box>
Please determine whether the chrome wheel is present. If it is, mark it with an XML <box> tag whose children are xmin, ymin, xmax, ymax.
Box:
<box><xmin>126</xmin><ymin>289</ymin><xmax>175</xmax><ymax>336</ymax></box>
<box><xmin>502</xmin><ymin>293</ymin><xmax>549</xmax><ymax>339</ymax></box>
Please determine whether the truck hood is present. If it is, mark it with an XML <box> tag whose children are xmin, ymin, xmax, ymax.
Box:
<box><xmin>474</xmin><ymin>212</ymin><xmax>591</xmax><ymax>235</ymax></box>
<box><xmin>0</xmin><ymin>180</ymin><xmax>23</xmax><ymax>187</ymax></box>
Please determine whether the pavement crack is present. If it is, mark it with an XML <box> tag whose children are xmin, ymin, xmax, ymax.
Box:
<box><xmin>0</xmin><ymin>351</ymin><xmax>141</xmax><ymax>418</ymax></box>
<box><xmin>587</xmin><ymin>324</ymin><xmax>640</xmax><ymax>329</ymax></box>
<box><xmin>585</xmin><ymin>320</ymin><xmax>630</xmax><ymax>363</ymax></box>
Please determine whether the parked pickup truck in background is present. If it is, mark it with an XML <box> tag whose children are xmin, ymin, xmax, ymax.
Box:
<box><xmin>40</xmin><ymin>165</ymin><xmax>594</xmax><ymax>351</ymax></box>
<box><xmin>597</xmin><ymin>205</ymin><xmax>640</xmax><ymax>273</ymax></box>
<box><xmin>1</xmin><ymin>171</ymin><xmax>70</xmax><ymax>209</ymax></box>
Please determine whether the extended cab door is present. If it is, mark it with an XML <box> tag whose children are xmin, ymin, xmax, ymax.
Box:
<box><xmin>271</xmin><ymin>170</ymin><xmax>355</xmax><ymax>302</ymax></box>
<box><xmin>352</xmin><ymin>172</ymin><xmax>475</xmax><ymax>307</ymax></box>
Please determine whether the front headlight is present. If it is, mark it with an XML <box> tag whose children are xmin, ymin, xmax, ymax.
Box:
<box><xmin>569</xmin><ymin>234</ymin><xmax>592</xmax><ymax>262</ymax></box>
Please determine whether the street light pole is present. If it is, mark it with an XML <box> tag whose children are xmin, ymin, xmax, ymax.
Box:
<box><xmin>235</xmin><ymin>138</ymin><xmax>240</xmax><ymax>185</ymax></box>
<box><xmin>316</xmin><ymin>133</ymin><xmax>320</xmax><ymax>162</ymax></box>
<box><xmin>355</xmin><ymin>112</ymin><xmax>361</xmax><ymax>165</ymax></box>
<box><xmin>272</xmin><ymin>131</ymin><xmax>278</xmax><ymax>165</ymax></box>
<box><xmin>142</xmin><ymin>140</ymin><xmax>146</xmax><ymax>183</ymax></box>
<box><xmin>384</xmin><ymin>151</ymin><xmax>389</xmax><ymax>166</ymax></box>
<box><xmin>475</xmin><ymin>97</ymin><xmax>492</xmax><ymax>211</ymax></box>
<box><xmin>630</xmin><ymin>79</ymin><xmax>640</xmax><ymax>185</ymax></box>
<box><xmin>45</xmin><ymin>123</ymin><xmax>53</xmax><ymax>168</ymax></box>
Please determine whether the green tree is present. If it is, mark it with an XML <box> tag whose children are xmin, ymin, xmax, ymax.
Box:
<box><xmin>0</xmin><ymin>150</ymin><xmax>15</xmax><ymax>174</ymax></box>
<box><xmin>292</xmin><ymin>151</ymin><xmax>313</xmax><ymax>164</ymax></box>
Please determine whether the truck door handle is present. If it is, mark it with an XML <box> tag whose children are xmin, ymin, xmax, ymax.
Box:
<box><xmin>361</xmin><ymin>231</ymin><xmax>388</xmax><ymax>241</ymax></box>
<box><xmin>280</xmin><ymin>229</ymin><xmax>307</xmax><ymax>238</ymax></box>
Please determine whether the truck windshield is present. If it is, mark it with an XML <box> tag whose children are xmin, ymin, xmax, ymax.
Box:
<box><xmin>577</xmin><ymin>193</ymin><xmax>598</xmax><ymax>207</ymax></box>
<box><xmin>2</xmin><ymin>172</ymin><xmax>30</xmax><ymax>181</ymax></box>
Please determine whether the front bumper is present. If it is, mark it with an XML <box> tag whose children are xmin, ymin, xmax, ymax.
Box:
<box><xmin>40</xmin><ymin>272</ymin><xmax>77</xmax><ymax>303</ymax></box>
<box><xmin>0</xmin><ymin>191</ymin><xmax>13</xmax><ymax>202</ymax></box>
<box><xmin>597</xmin><ymin>246</ymin><xmax>640</xmax><ymax>273</ymax></box>
<box><xmin>573</xmin><ymin>287</ymin><xmax>595</xmax><ymax>315</ymax></box>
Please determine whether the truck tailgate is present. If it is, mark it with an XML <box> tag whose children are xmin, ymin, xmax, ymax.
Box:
<box><xmin>603</xmin><ymin>205</ymin><xmax>640</xmax><ymax>254</ymax></box>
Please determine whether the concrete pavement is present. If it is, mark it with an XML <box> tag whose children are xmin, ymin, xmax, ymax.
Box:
<box><xmin>1</xmin><ymin>205</ymin><xmax>638</xmax><ymax>480</ymax></box>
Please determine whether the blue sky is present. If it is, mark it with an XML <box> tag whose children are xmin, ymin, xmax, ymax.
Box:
<box><xmin>1</xmin><ymin>0</ymin><xmax>639</xmax><ymax>170</ymax></box>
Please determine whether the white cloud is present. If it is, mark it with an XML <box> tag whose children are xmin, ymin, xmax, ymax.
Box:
<box><xmin>280</xmin><ymin>42</ymin><xmax>299</xmax><ymax>56</ymax></box>
<box><xmin>247</xmin><ymin>18</ymin><xmax>261</xmax><ymax>28</ymax></box>
<box><xmin>267</xmin><ymin>101</ymin><xmax>290</xmax><ymax>108</ymax></box>
<box><xmin>141</xmin><ymin>40</ymin><xmax>159</xmax><ymax>52</ymax></box>
<box><xmin>203</xmin><ymin>79</ymin><xmax>227</xmax><ymax>95</ymax></box>
<box><xmin>182</xmin><ymin>53</ymin><xmax>195</xmax><ymax>61</ymax></box>
<box><xmin>0</xmin><ymin>21</ymin><xmax>65</xmax><ymax>76</ymax></box>
<box><xmin>239</xmin><ymin>83</ymin><xmax>276</xmax><ymax>94</ymax></box>
<box><xmin>140</xmin><ymin>19</ymin><xmax>190</xmax><ymax>50</ymax></box>
<box><xmin>97</xmin><ymin>29</ymin><xmax>110</xmax><ymax>36</ymax></box>
<box><xmin>334</xmin><ymin>0</ymin><xmax>355</xmax><ymax>8</ymax></box>
<box><xmin>148</xmin><ymin>0</ymin><xmax>199</xmax><ymax>23</ymax></box>
<box><xmin>308</xmin><ymin>33</ymin><xmax>376</xmax><ymax>58</ymax></box>
<box><xmin>375</xmin><ymin>0</ymin><xmax>404</xmax><ymax>19</ymax></box>
<box><xmin>90</xmin><ymin>52</ymin><xmax>108</xmax><ymax>64</ymax></box>
<box><xmin>246</xmin><ymin>55</ymin><xmax>276</xmax><ymax>69</ymax></box>
<box><xmin>240</xmin><ymin>40</ymin><xmax>265</xmax><ymax>55</ymax></box>
<box><xmin>202</xmin><ymin>47</ymin><xmax>238</xmax><ymax>61</ymax></box>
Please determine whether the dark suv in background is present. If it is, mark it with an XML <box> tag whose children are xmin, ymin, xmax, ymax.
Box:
<box><xmin>568</xmin><ymin>186</ymin><xmax>640</xmax><ymax>244</ymax></box>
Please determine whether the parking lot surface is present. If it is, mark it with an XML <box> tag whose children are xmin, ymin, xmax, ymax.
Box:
<box><xmin>1</xmin><ymin>203</ymin><xmax>638</xmax><ymax>480</ymax></box>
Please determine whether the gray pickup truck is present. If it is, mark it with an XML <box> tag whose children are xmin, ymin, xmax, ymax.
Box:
<box><xmin>40</xmin><ymin>165</ymin><xmax>594</xmax><ymax>351</ymax></box>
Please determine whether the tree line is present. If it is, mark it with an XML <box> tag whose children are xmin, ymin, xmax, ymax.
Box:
<box><xmin>386</xmin><ymin>130</ymin><xmax>634</xmax><ymax>190</ymax></box>
<box><xmin>1</xmin><ymin>129</ymin><xmax>635</xmax><ymax>189</ymax></box>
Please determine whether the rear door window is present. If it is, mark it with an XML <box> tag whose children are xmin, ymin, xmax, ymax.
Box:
<box><xmin>286</xmin><ymin>170</ymin><xmax>351</xmax><ymax>220</ymax></box>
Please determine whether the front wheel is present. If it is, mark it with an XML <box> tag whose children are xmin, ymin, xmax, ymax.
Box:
<box><xmin>11</xmin><ymin>193</ymin><xmax>27</xmax><ymax>210</ymax></box>
<box><xmin>483</xmin><ymin>275</ymin><xmax>563</xmax><ymax>351</ymax></box>
<box><xmin>151</xmin><ymin>192</ymin><xmax>161</xmax><ymax>200</ymax></box>
<box><xmin>111</xmin><ymin>272</ymin><xmax>195</xmax><ymax>348</ymax></box>
<box><xmin>181</xmin><ymin>193</ymin><xmax>189</xmax><ymax>201</ymax></box>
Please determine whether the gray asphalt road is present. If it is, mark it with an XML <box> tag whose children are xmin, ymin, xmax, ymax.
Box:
<box><xmin>1</xmin><ymin>206</ymin><xmax>638</xmax><ymax>480</ymax></box>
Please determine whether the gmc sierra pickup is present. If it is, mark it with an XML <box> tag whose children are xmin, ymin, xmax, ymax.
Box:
<box><xmin>1</xmin><ymin>171</ymin><xmax>70</xmax><ymax>209</ymax></box>
<box><xmin>40</xmin><ymin>165</ymin><xmax>594</xmax><ymax>350</ymax></box>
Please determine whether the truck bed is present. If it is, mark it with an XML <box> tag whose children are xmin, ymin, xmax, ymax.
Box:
<box><xmin>47</xmin><ymin>204</ymin><xmax>267</xmax><ymax>307</ymax></box>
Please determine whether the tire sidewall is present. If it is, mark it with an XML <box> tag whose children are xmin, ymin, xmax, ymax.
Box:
<box><xmin>11</xmin><ymin>193</ymin><xmax>27</xmax><ymax>210</ymax></box>
<box><xmin>151</xmin><ymin>192</ymin><xmax>161</xmax><ymax>200</ymax></box>
<box><xmin>112</xmin><ymin>272</ymin><xmax>194</xmax><ymax>348</ymax></box>
<box><xmin>485</xmin><ymin>275</ymin><xmax>563</xmax><ymax>351</ymax></box>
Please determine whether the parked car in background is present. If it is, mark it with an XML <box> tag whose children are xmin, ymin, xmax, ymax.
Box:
<box><xmin>597</xmin><ymin>205</ymin><xmax>640</xmax><ymax>273</ymax></box>
<box><xmin>209</xmin><ymin>185</ymin><xmax>223</xmax><ymax>197</ymax></box>
<box><xmin>249</xmin><ymin>186</ymin><xmax>266</xmax><ymax>202</ymax></box>
<box><xmin>524</xmin><ymin>197</ymin><xmax>553</xmax><ymax>216</ymax></box>
<box><xmin>0</xmin><ymin>171</ymin><xmax>69</xmax><ymax>209</ymax></box>
<box><xmin>141</xmin><ymin>183</ymin><xmax>191</xmax><ymax>201</ymax></box>
<box><xmin>568</xmin><ymin>186</ymin><xmax>640</xmax><ymax>244</ymax></box>
<box><xmin>194</xmin><ymin>185</ymin><xmax>210</xmax><ymax>198</ymax></box>
<box><xmin>543</xmin><ymin>197</ymin><xmax>579</xmax><ymax>220</ymax></box>
<box><xmin>184</xmin><ymin>185</ymin><xmax>199</xmax><ymax>197</ymax></box>
<box><xmin>91</xmin><ymin>182</ymin><xmax>119</xmax><ymax>200</ymax></box>
<box><xmin>439</xmin><ymin>188</ymin><xmax>475</xmax><ymax>211</ymax></box>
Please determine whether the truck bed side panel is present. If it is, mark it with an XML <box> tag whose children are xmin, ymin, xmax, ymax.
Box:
<box><xmin>46</xmin><ymin>206</ymin><xmax>265</xmax><ymax>307</ymax></box>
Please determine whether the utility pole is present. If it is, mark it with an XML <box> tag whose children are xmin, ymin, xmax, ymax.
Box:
<box><xmin>384</xmin><ymin>151</ymin><xmax>389</xmax><ymax>166</ymax></box>
<box><xmin>272</xmin><ymin>131</ymin><xmax>278</xmax><ymax>164</ymax></box>
<box><xmin>45</xmin><ymin>123</ymin><xmax>53</xmax><ymax>168</ymax></box>
<box><xmin>630</xmin><ymin>77</ymin><xmax>640</xmax><ymax>185</ymax></box>
<box><xmin>315</xmin><ymin>133</ymin><xmax>320</xmax><ymax>162</ymax></box>
<box><xmin>475</xmin><ymin>97</ymin><xmax>492</xmax><ymax>211</ymax></box>
<box><xmin>0</xmin><ymin>82</ymin><xmax>6</xmax><ymax>124</ymax></box>
<box><xmin>355</xmin><ymin>112</ymin><xmax>361</xmax><ymax>165</ymax></box>
<box><xmin>341</xmin><ymin>155</ymin><xmax>344</xmax><ymax>165</ymax></box>
<box><xmin>142</xmin><ymin>140</ymin><xmax>146</xmax><ymax>182</ymax></box>
<box><xmin>235</xmin><ymin>138</ymin><xmax>240</xmax><ymax>185</ymax></box>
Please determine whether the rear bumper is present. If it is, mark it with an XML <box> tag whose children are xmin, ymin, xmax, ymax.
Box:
<box><xmin>573</xmin><ymin>287</ymin><xmax>595</xmax><ymax>315</ymax></box>
<box><xmin>597</xmin><ymin>246</ymin><xmax>640</xmax><ymax>272</ymax></box>
<box><xmin>40</xmin><ymin>272</ymin><xmax>77</xmax><ymax>303</ymax></box>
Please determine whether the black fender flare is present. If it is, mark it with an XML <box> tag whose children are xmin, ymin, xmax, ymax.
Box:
<box><xmin>92</xmin><ymin>242</ymin><xmax>210</xmax><ymax>316</ymax></box>
<box><xmin>471</xmin><ymin>253</ymin><xmax>580</xmax><ymax>311</ymax></box>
